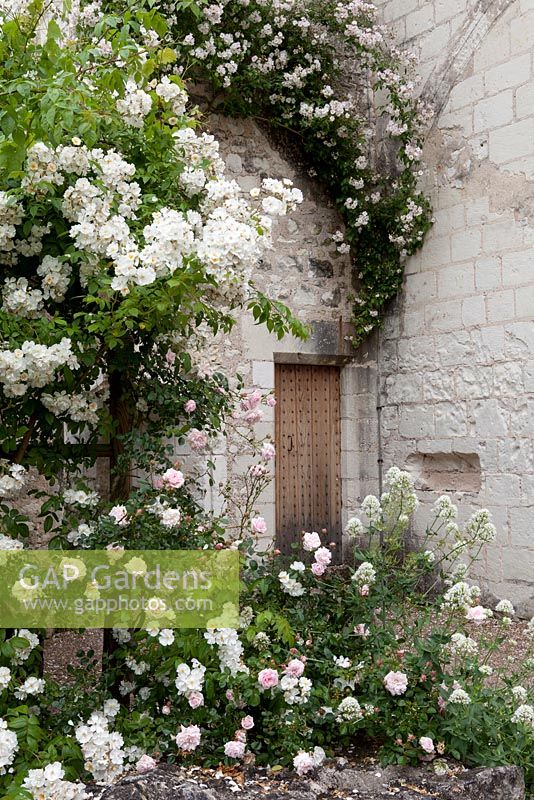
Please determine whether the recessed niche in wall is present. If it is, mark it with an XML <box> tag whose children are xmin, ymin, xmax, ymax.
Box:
<box><xmin>405</xmin><ymin>452</ymin><xmax>481</xmax><ymax>493</ymax></box>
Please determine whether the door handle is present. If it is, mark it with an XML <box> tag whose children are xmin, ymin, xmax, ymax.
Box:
<box><xmin>287</xmin><ymin>435</ymin><xmax>293</xmax><ymax>452</ymax></box>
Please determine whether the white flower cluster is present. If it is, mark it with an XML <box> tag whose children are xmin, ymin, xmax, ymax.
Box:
<box><xmin>204</xmin><ymin>628</ymin><xmax>249</xmax><ymax>676</ymax></box>
<box><xmin>280</xmin><ymin>674</ymin><xmax>312</xmax><ymax>705</ymax></box>
<box><xmin>0</xmin><ymin>191</ymin><xmax>24</xmax><ymax>262</ymax></box>
<box><xmin>278</xmin><ymin>570</ymin><xmax>304</xmax><ymax>597</ymax></box>
<box><xmin>352</xmin><ymin>561</ymin><xmax>376</xmax><ymax>589</ymax></box>
<box><xmin>22</xmin><ymin>762</ymin><xmax>88</xmax><ymax>800</ymax></box>
<box><xmin>381</xmin><ymin>467</ymin><xmax>418</xmax><ymax>522</ymax></box>
<box><xmin>75</xmin><ymin>710</ymin><xmax>125</xmax><ymax>784</ymax></box>
<box><xmin>66</xmin><ymin>523</ymin><xmax>94</xmax><ymax>547</ymax></box>
<box><xmin>464</xmin><ymin>509</ymin><xmax>496</xmax><ymax>545</ymax></box>
<box><xmin>155</xmin><ymin>76</ymin><xmax>188</xmax><ymax>115</ymax></box>
<box><xmin>148</xmin><ymin>496</ymin><xmax>182</xmax><ymax>528</ymax></box>
<box><xmin>336</xmin><ymin>696</ymin><xmax>363</xmax><ymax>722</ymax></box>
<box><xmin>345</xmin><ymin>516</ymin><xmax>364</xmax><ymax>538</ymax></box>
<box><xmin>12</xmin><ymin>629</ymin><xmax>40</xmax><ymax>663</ymax></box>
<box><xmin>41</xmin><ymin>386</ymin><xmax>106</xmax><ymax>427</ymax></box>
<box><xmin>116</xmin><ymin>79</ymin><xmax>152</xmax><ymax>128</ymax></box>
<box><xmin>2</xmin><ymin>277</ymin><xmax>43</xmax><ymax>317</ymax></box>
<box><xmin>63</xmin><ymin>488</ymin><xmax>99</xmax><ymax>507</ymax></box>
<box><xmin>175</xmin><ymin>659</ymin><xmax>206</xmax><ymax>706</ymax></box>
<box><xmin>448</xmin><ymin>687</ymin><xmax>471</xmax><ymax>705</ymax></box>
<box><xmin>441</xmin><ymin>581</ymin><xmax>480</xmax><ymax>613</ymax></box>
<box><xmin>0</xmin><ymin>461</ymin><xmax>26</xmax><ymax>498</ymax></box>
<box><xmin>0</xmin><ymin>718</ymin><xmax>18</xmax><ymax>775</ymax></box>
<box><xmin>360</xmin><ymin>495</ymin><xmax>382</xmax><ymax>523</ymax></box>
<box><xmin>0</xmin><ymin>668</ymin><xmax>11</xmax><ymax>692</ymax></box>
<box><xmin>37</xmin><ymin>255</ymin><xmax>72</xmax><ymax>301</ymax></box>
<box><xmin>0</xmin><ymin>338</ymin><xmax>79</xmax><ymax>397</ymax></box>
<box><xmin>448</xmin><ymin>632</ymin><xmax>478</xmax><ymax>658</ymax></box>
<box><xmin>14</xmin><ymin>676</ymin><xmax>45</xmax><ymax>699</ymax></box>
<box><xmin>511</xmin><ymin>704</ymin><xmax>534</xmax><ymax>729</ymax></box>
<box><xmin>433</xmin><ymin>495</ymin><xmax>458</xmax><ymax>522</ymax></box>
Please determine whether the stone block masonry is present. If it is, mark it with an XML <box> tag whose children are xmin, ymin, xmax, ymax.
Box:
<box><xmin>374</xmin><ymin>0</ymin><xmax>534</xmax><ymax>614</ymax></box>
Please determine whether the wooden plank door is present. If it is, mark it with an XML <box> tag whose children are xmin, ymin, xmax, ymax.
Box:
<box><xmin>275</xmin><ymin>364</ymin><xmax>342</xmax><ymax>557</ymax></box>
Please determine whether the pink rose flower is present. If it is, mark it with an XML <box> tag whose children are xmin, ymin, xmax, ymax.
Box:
<box><xmin>250</xmin><ymin>464</ymin><xmax>267</xmax><ymax>477</ymax></box>
<box><xmin>244</xmin><ymin>409</ymin><xmax>263</xmax><ymax>425</ymax></box>
<box><xmin>311</xmin><ymin>562</ymin><xmax>325</xmax><ymax>577</ymax></box>
<box><xmin>265</xmin><ymin>396</ymin><xmax>276</xmax><ymax>407</ymax></box>
<box><xmin>314</xmin><ymin>546</ymin><xmax>332</xmax><ymax>567</ymax></box>
<box><xmin>184</xmin><ymin>399</ymin><xmax>196</xmax><ymax>413</ymax></box>
<box><xmin>240</xmin><ymin>389</ymin><xmax>262</xmax><ymax>411</ymax></box>
<box><xmin>224</xmin><ymin>740</ymin><xmax>246</xmax><ymax>759</ymax></box>
<box><xmin>162</xmin><ymin>468</ymin><xmax>185</xmax><ymax>489</ymax></box>
<box><xmin>384</xmin><ymin>670</ymin><xmax>408</xmax><ymax>696</ymax></box>
<box><xmin>187</xmin><ymin>429</ymin><xmax>208</xmax><ymax>451</ymax></box>
<box><xmin>251</xmin><ymin>516</ymin><xmax>267</xmax><ymax>534</ymax></box>
<box><xmin>241</xmin><ymin>715</ymin><xmax>254</xmax><ymax>730</ymax></box>
<box><xmin>260</xmin><ymin>442</ymin><xmax>276</xmax><ymax>462</ymax></box>
<box><xmin>303</xmin><ymin>531</ymin><xmax>321</xmax><ymax>551</ymax></box>
<box><xmin>166</xmin><ymin>349</ymin><xmax>176</xmax><ymax>365</ymax></box>
<box><xmin>226</xmin><ymin>690</ymin><xmax>234</xmax><ymax>701</ymax></box>
<box><xmin>419</xmin><ymin>736</ymin><xmax>435</xmax><ymax>754</ymax></box>
<box><xmin>466</xmin><ymin>605</ymin><xmax>487</xmax><ymax>624</ymax></box>
<box><xmin>234</xmin><ymin>729</ymin><xmax>247</xmax><ymax>743</ymax></box>
<box><xmin>176</xmin><ymin>724</ymin><xmax>201</xmax><ymax>751</ymax></box>
<box><xmin>109</xmin><ymin>505</ymin><xmax>128</xmax><ymax>526</ymax></box>
<box><xmin>161</xmin><ymin>702</ymin><xmax>171</xmax><ymax>715</ymax></box>
<box><xmin>258</xmin><ymin>668</ymin><xmax>279</xmax><ymax>689</ymax></box>
<box><xmin>188</xmin><ymin>691</ymin><xmax>204</xmax><ymax>709</ymax></box>
<box><xmin>284</xmin><ymin>659</ymin><xmax>305</xmax><ymax>678</ymax></box>
<box><xmin>293</xmin><ymin>752</ymin><xmax>315</xmax><ymax>775</ymax></box>
<box><xmin>136</xmin><ymin>754</ymin><xmax>157</xmax><ymax>773</ymax></box>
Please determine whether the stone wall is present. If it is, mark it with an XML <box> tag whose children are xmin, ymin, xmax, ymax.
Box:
<box><xmin>369</xmin><ymin>0</ymin><xmax>534</xmax><ymax>613</ymax></box>
<box><xmin>178</xmin><ymin>115</ymin><xmax>362</xmax><ymax>546</ymax></box>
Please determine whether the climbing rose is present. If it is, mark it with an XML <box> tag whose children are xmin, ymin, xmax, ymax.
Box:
<box><xmin>224</xmin><ymin>740</ymin><xmax>245</xmax><ymax>759</ymax></box>
<box><xmin>293</xmin><ymin>752</ymin><xmax>315</xmax><ymax>775</ymax></box>
<box><xmin>258</xmin><ymin>668</ymin><xmax>279</xmax><ymax>689</ymax></box>
<box><xmin>284</xmin><ymin>659</ymin><xmax>305</xmax><ymax>678</ymax></box>
<box><xmin>466</xmin><ymin>605</ymin><xmax>488</xmax><ymax>624</ymax></box>
<box><xmin>184</xmin><ymin>399</ymin><xmax>196</xmax><ymax>413</ymax></box>
<box><xmin>314</xmin><ymin>546</ymin><xmax>332</xmax><ymax>567</ymax></box>
<box><xmin>251</xmin><ymin>516</ymin><xmax>267</xmax><ymax>534</ymax></box>
<box><xmin>303</xmin><ymin>531</ymin><xmax>321</xmax><ymax>551</ymax></box>
<box><xmin>175</xmin><ymin>724</ymin><xmax>201</xmax><ymax>751</ymax></box>
<box><xmin>384</xmin><ymin>671</ymin><xmax>408</xmax><ymax>696</ymax></box>
<box><xmin>154</xmin><ymin>468</ymin><xmax>185</xmax><ymax>489</ymax></box>
<box><xmin>187</xmin><ymin>429</ymin><xmax>208</xmax><ymax>451</ymax></box>
<box><xmin>260</xmin><ymin>442</ymin><xmax>276</xmax><ymax>461</ymax></box>
<box><xmin>136</xmin><ymin>754</ymin><xmax>157</xmax><ymax>773</ymax></box>
<box><xmin>109</xmin><ymin>505</ymin><xmax>128</xmax><ymax>525</ymax></box>
<box><xmin>311</xmin><ymin>563</ymin><xmax>326</xmax><ymax>577</ymax></box>
<box><xmin>419</xmin><ymin>737</ymin><xmax>435</xmax><ymax>754</ymax></box>
<box><xmin>241</xmin><ymin>715</ymin><xmax>254</xmax><ymax>730</ymax></box>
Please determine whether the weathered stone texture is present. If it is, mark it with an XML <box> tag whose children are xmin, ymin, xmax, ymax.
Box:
<box><xmin>87</xmin><ymin>763</ymin><xmax>525</xmax><ymax>800</ymax></box>
<box><xmin>375</xmin><ymin>0</ymin><xmax>534</xmax><ymax>613</ymax></box>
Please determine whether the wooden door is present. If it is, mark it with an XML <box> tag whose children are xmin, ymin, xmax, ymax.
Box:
<box><xmin>275</xmin><ymin>364</ymin><xmax>342</xmax><ymax>556</ymax></box>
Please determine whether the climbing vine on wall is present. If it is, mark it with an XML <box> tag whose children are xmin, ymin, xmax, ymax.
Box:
<box><xmin>160</xmin><ymin>0</ymin><xmax>434</xmax><ymax>344</ymax></box>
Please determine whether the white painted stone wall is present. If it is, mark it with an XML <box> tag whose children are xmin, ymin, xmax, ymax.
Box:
<box><xmin>372</xmin><ymin>0</ymin><xmax>534</xmax><ymax>614</ymax></box>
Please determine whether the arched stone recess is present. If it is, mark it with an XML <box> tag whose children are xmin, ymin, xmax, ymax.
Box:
<box><xmin>175</xmin><ymin>115</ymin><xmax>364</xmax><ymax>552</ymax></box>
<box><xmin>375</xmin><ymin>0</ymin><xmax>534</xmax><ymax>615</ymax></box>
